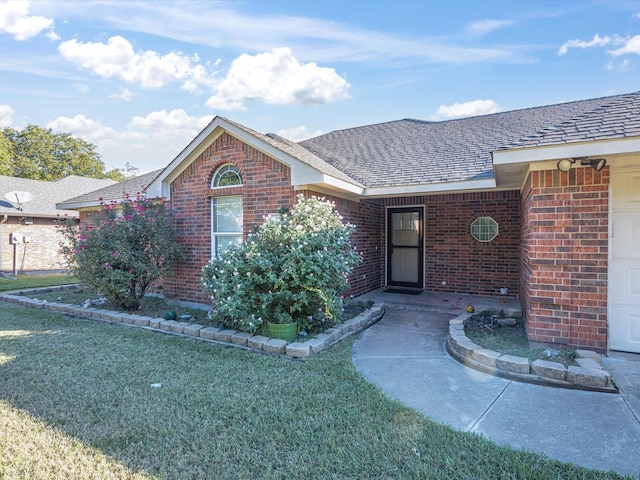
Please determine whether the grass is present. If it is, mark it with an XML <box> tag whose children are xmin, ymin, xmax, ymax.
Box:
<box><xmin>0</xmin><ymin>302</ymin><xmax>627</xmax><ymax>479</ymax></box>
<box><xmin>0</xmin><ymin>273</ymin><xmax>76</xmax><ymax>292</ymax></box>
<box><xmin>25</xmin><ymin>285</ymin><xmax>211</xmax><ymax>324</ymax></box>
<box><xmin>465</xmin><ymin>311</ymin><xmax>577</xmax><ymax>367</ymax></box>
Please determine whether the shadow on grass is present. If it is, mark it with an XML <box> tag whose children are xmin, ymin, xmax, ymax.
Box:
<box><xmin>0</xmin><ymin>302</ymin><xmax>627</xmax><ymax>479</ymax></box>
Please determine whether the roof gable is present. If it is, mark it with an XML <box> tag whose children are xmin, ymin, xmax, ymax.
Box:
<box><xmin>147</xmin><ymin>116</ymin><xmax>364</xmax><ymax>200</ymax></box>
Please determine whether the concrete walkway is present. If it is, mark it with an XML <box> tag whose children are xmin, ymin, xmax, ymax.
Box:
<box><xmin>352</xmin><ymin>290</ymin><xmax>640</xmax><ymax>477</ymax></box>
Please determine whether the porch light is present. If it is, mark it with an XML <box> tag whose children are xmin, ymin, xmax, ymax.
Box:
<box><xmin>557</xmin><ymin>158</ymin><xmax>575</xmax><ymax>172</ymax></box>
<box><xmin>588</xmin><ymin>158</ymin><xmax>607</xmax><ymax>171</ymax></box>
<box><xmin>556</xmin><ymin>157</ymin><xmax>607</xmax><ymax>172</ymax></box>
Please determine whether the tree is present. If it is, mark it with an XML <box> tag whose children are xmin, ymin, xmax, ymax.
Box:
<box><xmin>59</xmin><ymin>196</ymin><xmax>183</xmax><ymax>311</ymax></box>
<box><xmin>0</xmin><ymin>124</ymin><xmax>131</xmax><ymax>181</ymax></box>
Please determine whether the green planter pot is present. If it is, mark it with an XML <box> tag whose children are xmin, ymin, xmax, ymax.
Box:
<box><xmin>267</xmin><ymin>321</ymin><xmax>298</xmax><ymax>342</ymax></box>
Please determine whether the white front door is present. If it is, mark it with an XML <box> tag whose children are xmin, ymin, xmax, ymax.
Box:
<box><xmin>609</xmin><ymin>166</ymin><xmax>640</xmax><ymax>353</ymax></box>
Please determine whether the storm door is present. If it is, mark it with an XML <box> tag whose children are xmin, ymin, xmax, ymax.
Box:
<box><xmin>387</xmin><ymin>207</ymin><xmax>423</xmax><ymax>288</ymax></box>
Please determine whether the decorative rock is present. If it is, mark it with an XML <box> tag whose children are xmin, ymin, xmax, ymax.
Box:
<box><xmin>286</xmin><ymin>342</ymin><xmax>311</xmax><ymax>358</ymax></box>
<box><xmin>213</xmin><ymin>329</ymin><xmax>235</xmax><ymax>343</ymax></box>
<box><xmin>247</xmin><ymin>335</ymin><xmax>270</xmax><ymax>350</ymax></box>
<box><xmin>496</xmin><ymin>317</ymin><xmax>517</xmax><ymax>327</ymax></box>
<box><xmin>231</xmin><ymin>332</ymin><xmax>252</xmax><ymax>346</ymax></box>
<box><xmin>183</xmin><ymin>324</ymin><xmax>204</xmax><ymax>337</ymax></box>
<box><xmin>470</xmin><ymin>348</ymin><xmax>501</xmax><ymax>368</ymax></box>
<box><xmin>575</xmin><ymin>357</ymin><xmax>603</xmax><ymax>371</ymax></box>
<box><xmin>531</xmin><ymin>359</ymin><xmax>567</xmax><ymax>381</ymax></box>
<box><xmin>170</xmin><ymin>321</ymin><xmax>190</xmax><ymax>333</ymax></box>
<box><xmin>159</xmin><ymin>319</ymin><xmax>178</xmax><ymax>331</ymax></box>
<box><xmin>567</xmin><ymin>366</ymin><xmax>610</xmax><ymax>388</ymax></box>
<box><xmin>496</xmin><ymin>354</ymin><xmax>530</xmax><ymax>374</ymax></box>
<box><xmin>323</xmin><ymin>327</ymin><xmax>341</xmax><ymax>341</ymax></box>
<box><xmin>576</xmin><ymin>349</ymin><xmax>602</xmax><ymax>363</ymax></box>
<box><xmin>263</xmin><ymin>338</ymin><xmax>287</xmax><ymax>355</ymax></box>
<box><xmin>133</xmin><ymin>316</ymin><xmax>151</xmax><ymax>327</ymax></box>
<box><xmin>306</xmin><ymin>338</ymin><xmax>328</xmax><ymax>353</ymax></box>
<box><xmin>199</xmin><ymin>327</ymin><xmax>221</xmax><ymax>340</ymax></box>
<box><xmin>149</xmin><ymin>318</ymin><xmax>164</xmax><ymax>329</ymax></box>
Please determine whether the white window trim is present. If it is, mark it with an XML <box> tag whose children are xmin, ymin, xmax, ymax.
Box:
<box><xmin>470</xmin><ymin>216</ymin><xmax>499</xmax><ymax>243</ymax></box>
<box><xmin>211</xmin><ymin>195</ymin><xmax>243</xmax><ymax>258</ymax></box>
<box><xmin>211</xmin><ymin>164</ymin><xmax>242</xmax><ymax>189</ymax></box>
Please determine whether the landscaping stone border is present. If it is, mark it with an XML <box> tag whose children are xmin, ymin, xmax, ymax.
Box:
<box><xmin>0</xmin><ymin>286</ymin><xmax>385</xmax><ymax>359</ymax></box>
<box><xmin>446</xmin><ymin>311</ymin><xmax>617</xmax><ymax>393</ymax></box>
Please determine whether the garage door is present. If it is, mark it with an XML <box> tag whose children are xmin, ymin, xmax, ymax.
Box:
<box><xmin>609</xmin><ymin>167</ymin><xmax>640</xmax><ymax>353</ymax></box>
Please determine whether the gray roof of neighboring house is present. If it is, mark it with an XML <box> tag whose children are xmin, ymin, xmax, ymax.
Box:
<box><xmin>298</xmin><ymin>92</ymin><xmax>639</xmax><ymax>188</ymax></box>
<box><xmin>56</xmin><ymin>169</ymin><xmax>163</xmax><ymax>208</ymax></box>
<box><xmin>0</xmin><ymin>175</ymin><xmax>116</xmax><ymax>218</ymax></box>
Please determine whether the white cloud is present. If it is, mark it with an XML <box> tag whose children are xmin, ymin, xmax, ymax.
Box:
<box><xmin>109</xmin><ymin>87</ymin><xmax>135</xmax><ymax>101</ymax></box>
<box><xmin>205</xmin><ymin>47</ymin><xmax>350</xmax><ymax>111</ymax></box>
<box><xmin>432</xmin><ymin>99</ymin><xmax>502</xmax><ymax>120</ymax></box>
<box><xmin>609</xmin><ymin>34</ymin><xmax>640</xmax><ymax>56</ymax></box>
<box><xmin>0</xmin><ymin>0</ymin><xmax>55</xmax><ymax>40</ymax></box>
<box><xmin>47</xmin><ymin>114</ymin><xmax>118</xmax><ymax>143</ymax></box>
<box><xmin>47</xmin><ymin>110</ymin><xmax>213</xmax><ymax>172</ymax></box>
<box><xmin>58</xmin><ymin>35</ymin><xmax>217</xmax><ymax>89</ymax></box>
<box><xmin>73</xmin><ymin>82</ymin><xmax>89</xmax><ymax>93</ymax></box>
<box><xmin>467</xmin><ymin>19</ymin><xmax>514</xmax><ymax>36</ymax></box>
<box><xmin>558</xmin><ymin>33</ymin><xmax>615</xmax><ymax>55</ymax></box>
<box><xmin>276</xmin><ymin>126</ymin><xmax>323</xmax><ymax>142</ymax></box>
<box><xmin>129</xmin><ymin>109</ymin><xmax>211</xmax><ymax>130</ymax></box>
<box><xmin>0</xmin><ymin>104</ymin><xmax>14</xmax><ymax>127</ymax></box>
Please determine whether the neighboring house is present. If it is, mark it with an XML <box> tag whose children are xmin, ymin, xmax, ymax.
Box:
<box><xmin>59</xmin><ymin>92</ymin><xmax>640</xmax><ymax>354</ymax></box>
<box><xmin>0</xmin><ymin>175</ymin><xmax>116</xmax><ymax>274</ymax></box>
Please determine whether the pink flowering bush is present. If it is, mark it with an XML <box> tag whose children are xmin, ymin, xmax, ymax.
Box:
<box><xmin>201</xmin><ymin>195</ymin><xmax>361</xmax><ymax>334</ymax></box>
<box><xmin>59</xmin><ymin>196</ymin><xmax>182</xmax><ymax>311</ymax></box>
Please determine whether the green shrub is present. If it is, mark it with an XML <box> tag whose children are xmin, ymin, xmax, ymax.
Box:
<box><xmin>59</xmin><ymin>196</ymin><xmax>182</xmax><ymax>311</ymax></box>
<box><xmin>202</xmin><ymin>195</ymin><xmax>361</xmax><ymax>334</ymax></box>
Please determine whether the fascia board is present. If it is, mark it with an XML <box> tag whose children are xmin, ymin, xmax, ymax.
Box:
<box><xmin>363</xmin><ymin>178</ymin><xmax>497</xmax><ymax>197</ymax></box>
<box><xmin>148</xmin><ymin>117</ymin><xmax>363</xmax><ymax>199</ymax></box>
<box><xmin>493</xmin><ymin>138</ymin><xmax>640</xmax><ymax>165</ymax></box>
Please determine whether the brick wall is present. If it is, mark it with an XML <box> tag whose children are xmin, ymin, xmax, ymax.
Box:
<box><xmin>301</xmin><ymin>191</ymin><xmax>385</xmax><ymax>297</ymax></box>
<box><xmin>520</xmin><ymin>167</ymin><xmax>609</xmax><ymax>352</ymax></box>
<box><xmin>164</xmin><ymin>132</ymin><xmax>295</xmax><ymax>304</ymax></box>
<box><xmin>0</xmin><ymin>216</ymin><xmax>71</xmax><ymax>273</ymax></box>
<box><xmin>382</xmin><ymin>191</ymin><xmax>521</xmax><ymax>296</ymax></box>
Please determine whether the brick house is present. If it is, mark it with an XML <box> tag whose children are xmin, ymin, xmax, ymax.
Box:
<box><xmin>60</xmin><ymin>92</ymin><xmax>640</xmax><ymax>354</ymax></box>
<box><xmin>0</xmin><ymin>175</ymin><xmax>116</xmax><ymax>275</ymax></box>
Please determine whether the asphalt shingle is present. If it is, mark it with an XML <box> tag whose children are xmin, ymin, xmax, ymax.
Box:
<box><xmin>0</xmin><ymin>175</ymin><xmax>116</xmax><ymax>217</ymax></box>
<box><xmin>299</xmin><ymin>92</ymin><xmax>640</xmax><ymax>188</ymax></box>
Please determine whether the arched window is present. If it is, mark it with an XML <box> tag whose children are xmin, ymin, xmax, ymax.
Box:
<box><xmin>211</xmin><ymin>164</ymin><xmax>243</xmax><ymax>257</ymax></box>
<box><xmin>211</xmin><ymin>164</ymin><xmax>242</xmax><ymax>188</ymax></box>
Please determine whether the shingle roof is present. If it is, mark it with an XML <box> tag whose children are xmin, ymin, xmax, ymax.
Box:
<box><xmin>56</xmin><ymin>169</ymin><xmax>163</xmax><ymax>208</ymax></box>
<box><xmin>298</xmin><ymin>92</ymin><xmax>639</xmax><ymax>188</ymax></box>
<box><xmin>0</xmin><ymin>175</ymin><xmax>116</xmax><ymax>217</ymax></box>
<box><xmin>221</xmin><ymin>117</ymin><xmax>363</xmax><ymax>186</ymax></box>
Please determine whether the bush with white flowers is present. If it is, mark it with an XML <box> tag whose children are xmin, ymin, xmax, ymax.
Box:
<box><xmin>201</xmin><ymin>195</ymin><xmax>361</xmax><ymax>335</ymax></box>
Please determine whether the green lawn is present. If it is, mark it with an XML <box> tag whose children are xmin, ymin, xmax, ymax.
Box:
<box><xmin>0</xmin><ymin>273</ymin><xmax>75</xmax><ymax>292</ymax></box>
<box><xmin>0</xmin><ymin>302</ymin><xmax>627</xmax><ymax>479</ymax></box>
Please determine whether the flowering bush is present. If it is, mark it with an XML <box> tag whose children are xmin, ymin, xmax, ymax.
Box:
<box><xmin>59</xmin><ymin>196</ymin><xmax>182</xmax><ymax>311</ymax></box>
<box><xmin>202</xmin><ymin>195</ymin><xmax>361</xmax><ymax>334</ymax></box>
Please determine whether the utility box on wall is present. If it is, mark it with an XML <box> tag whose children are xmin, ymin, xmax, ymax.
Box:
<box><xmin>10</xmin><ymin>232</ymin><xmax>22</xmax><ymax>244</ymax></box>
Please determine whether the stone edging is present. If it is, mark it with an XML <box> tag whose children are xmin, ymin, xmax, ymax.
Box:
<box><xmin>0</xmin><ymin>286</ymin><xmax>385</xmax><ymax>359</ymax></box>
<box><xmin>446</xmin><ymin>313</ymin><xmax>617</xmax><ymax>393</ymax></box>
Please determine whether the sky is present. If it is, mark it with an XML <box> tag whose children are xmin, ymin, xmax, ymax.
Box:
<box><xmin>1</xmin><ymin>0</ymin><xmax>640</xmax><ymax>175</ymax></box>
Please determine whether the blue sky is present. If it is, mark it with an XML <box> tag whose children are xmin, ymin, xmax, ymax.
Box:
<box><xmin>1</xmin><ymin>0</ymin><xmax>640</xmax><ymax>174</ymax></box>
